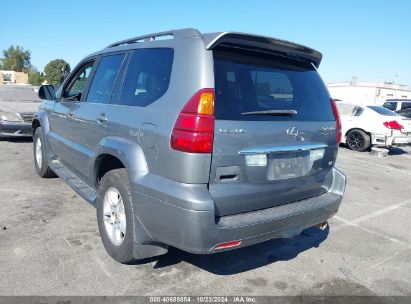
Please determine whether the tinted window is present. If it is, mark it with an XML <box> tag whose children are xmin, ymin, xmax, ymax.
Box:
<box><xmin>383</xmin><ymin>102</ymin><xmax>397</xmax><ymax>111</ymax></box>
<box><xmin>367</xmin><ymin>106</ymin><xmax>398</xmax><ymax>116</ymax></box>
<box><xmin>397</xmin><ymin>109</ymin><xmax>411</xmax><ymax>118</ymax></box>
<box><xmin>64</xmin><ymin>63</ymin><xmax>94</xmax><ymax>99</ymax></box>
<box><xmin>213</xmin><ymin>48</ymin><xmax>334</xmax><ymax>121</ymax></box>
<box><xmin>401</xmin><ymin>102</ymin><xmax>411</xmax><ymax>109</ymax></box>
<box><xmin>118</xmin><ymin>48</ymin><xmax>173</xmax><ymax>107</ymax></box>
<box><xmin>86</xmin><ymin>54</ymin><xmax>125</xmax><ymax>104</ymax></box>
<box><xmin>110</xmin><ymin>54</ymin><xmax>130</xmax><ymax>104</ymax></box>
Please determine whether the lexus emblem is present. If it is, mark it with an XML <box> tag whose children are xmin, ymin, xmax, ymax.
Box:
<box><xmin>286</xmin><ymin>127</ymin><xmax>299</xmax><ymax>137</ymax></box>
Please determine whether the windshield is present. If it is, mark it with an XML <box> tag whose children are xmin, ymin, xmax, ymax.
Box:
<box><xmin>213</xmin><ymin>47</ymin><xmax>334</xmax><ymax>121</ymax></box>
<box><xmin>367</xmin><ymin>106</ymin><xmax>399</xmax><ymax>116</ymax></box>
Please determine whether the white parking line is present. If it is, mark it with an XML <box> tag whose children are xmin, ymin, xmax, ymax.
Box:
<box><xmin>333</xmin><ymin>215</ymin><xmax>406</xmax><ymax>245</ymax></box>
<box><xmin>93</xmin><ymin>256</ymin><xmax>113</xmax><ymax>278</ymax></box>
<box><xmin>371</xmin><ymin>252</ymin><xmax>401</xmax><ymax>268</ymax></box>
<box><xmin>332</xmin><ymin>199</ymin><xmax>411</xmax><ymax>245</ymax></box>
<box><xmin>335</xmin><ymin>199</ymin><xmax>411</xmax><ymax>229</ymax></box>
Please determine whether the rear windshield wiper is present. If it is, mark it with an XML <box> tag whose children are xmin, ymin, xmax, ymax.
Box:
<box><xmin>241</xmin><ymin>109</ymin><xmax>298</xmax><ymax>116</ymax></box>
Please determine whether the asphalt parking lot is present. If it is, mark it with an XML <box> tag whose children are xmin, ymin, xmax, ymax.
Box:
<box><xmin>0</xmin><ymin>139</ymin><xmax>410</xmax><ymax>296</ymax></box>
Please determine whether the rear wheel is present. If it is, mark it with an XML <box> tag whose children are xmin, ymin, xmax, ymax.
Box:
<box><xmin>33</xmin><ymin>127</ymin><xmax>56</xmax><ymax>178</ymax></box>
<box><xmin>346</xmin><ymin>129</ymin><xmax>371</xmax><ymax>152</ymax></box>
<box><xmin>97</xmin><ymin>169</ymin><xmax>137</xmax><ymax>264</ymax></box>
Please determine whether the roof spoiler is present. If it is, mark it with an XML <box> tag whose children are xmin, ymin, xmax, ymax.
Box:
<box><xmin>203</xmin><ymin>32</ymin><xmax>322</xmax><ymax>68</ymax></box>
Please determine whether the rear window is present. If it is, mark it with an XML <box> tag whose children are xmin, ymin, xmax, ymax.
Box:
<box><xmin>213</xmin><ymin>48</ymin><xmax>334</xmax><ymax>121</ymax></box>
<box><xmin>367</xmin><ymin>106</ymin><xmax>398</xmax><ymax>116</ymax></box>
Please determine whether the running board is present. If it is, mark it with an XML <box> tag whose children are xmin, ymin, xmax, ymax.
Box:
<box><xmin>49</xmin><ymin>160</ymin><xmax>97</xmax><ymax>205</ymax></box>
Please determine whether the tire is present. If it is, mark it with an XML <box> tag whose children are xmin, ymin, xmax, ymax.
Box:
<box><xmin>346</xmin><ymin>129</ymin><xmax>371</xmax><ymax>152</ymax></box>
<box><xmin>33</xmin><ymin>127</ymin><xmax>56</xmax><ymax>178</ymax></box>
<box><xmin>96</xmin><ymin>168</ymin><xmax>137</xmax><ymax>264</ymax></box>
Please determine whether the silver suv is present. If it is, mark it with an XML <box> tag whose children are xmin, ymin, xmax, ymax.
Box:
<box><xmin>33</xmin><ymin>28</ymin><xmax>346</xmax><ymax>263</ymax></box>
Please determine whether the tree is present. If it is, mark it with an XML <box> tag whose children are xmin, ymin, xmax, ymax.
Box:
<box><xmin>28</xmin><ymin>69</ymin><xmax>45</xmax><ymax>86</ymax></box>
<box><xmin>44</xmin><ymin>59</ymin><xmax>71</xmax><ymax>86</ymax></box>
<box><xmin>0</xmin><ymin>45</ymin><xmax>32</xmax><ymax>72</ymax></box>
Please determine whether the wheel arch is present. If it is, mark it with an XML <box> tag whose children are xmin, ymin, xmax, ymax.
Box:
<box><xmin>94</xmin><ymin>154</ymin><xmax>125</xmax><ymax>186</ymax></box>
<box><xmin>31</xmin><ymin>111</ymin><xmax>50</xmax><ymax>135</ymax></box>
<box><xmin>92</xmin><ymin>136</ymin><xmax>148</xmax><ymax>188</ymax></box>
<box><xmin>345</xmin><ymin>127</ymin><xmax>371</xmax><ymax>138</ymax></box>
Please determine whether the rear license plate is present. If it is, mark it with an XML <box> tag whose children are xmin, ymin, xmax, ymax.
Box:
<box><xmin>272</xmin><ymin>155</ymin><xmax>303</xmax><ymax>179</ymax></box>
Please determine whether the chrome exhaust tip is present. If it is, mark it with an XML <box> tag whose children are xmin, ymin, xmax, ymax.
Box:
<box><xmin>317</xmin><ymin>221</ymin><xmax>328</xmax><ymax>231</ymax></box>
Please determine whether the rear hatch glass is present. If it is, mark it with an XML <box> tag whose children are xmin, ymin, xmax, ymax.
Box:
<box><xmin>210</xmin><ymin>47</ymin><xmax>338</xmax><ymax>217</ymax></box>
<box><xmin>214</xmin><ymin>47</ymin><xmax>334</xmax><ymax>122</ymax></box>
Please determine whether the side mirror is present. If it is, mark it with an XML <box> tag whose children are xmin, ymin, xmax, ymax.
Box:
<box><xmin>38</xmin><ymin>85</ymin><xmax>56</xmax><ymax>100</ymax></box>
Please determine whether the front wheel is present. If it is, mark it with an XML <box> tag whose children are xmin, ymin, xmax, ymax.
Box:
<box><xmin>33</xmin><ymin>127</ymin><xmax>56</xmax><ymax>178</ymax></box>
<box><xmin>97</xmin><ymin>169</ymin><xmax>137</xmax><ymax>264</ymax></box>
<box><xmin>346</xmin><ymin>129</ymin><xmax>371</xmax><ymax>152</ymax></box>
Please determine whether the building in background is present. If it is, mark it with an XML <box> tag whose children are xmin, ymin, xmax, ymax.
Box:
<box><xmin>327</xmin><ymin>79</ymin><xmax>411</xmax><ymax>105</ymax></box>
<box><xmin>0</xmin><ymin>70</ymin><xmax>29</xmax><ymax>84</ymax></box>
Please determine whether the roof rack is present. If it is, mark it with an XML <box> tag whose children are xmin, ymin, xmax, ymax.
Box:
<box><xmin>106</xmin><ymin>28</ymin><xmax>201</xmax><ymax>48</ymax></box>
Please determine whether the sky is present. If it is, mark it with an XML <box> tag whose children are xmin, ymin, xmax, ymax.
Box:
<box><xmin>1</xmin><ymin>0</ymin><xmax>410</xmax><ymax>86</ymax></box>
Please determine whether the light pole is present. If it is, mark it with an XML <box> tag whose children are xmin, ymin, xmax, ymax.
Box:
<box><xmin>393</xmin><ymin>73</ymin><xmax>399</xmax><ymax>98</ymax></box>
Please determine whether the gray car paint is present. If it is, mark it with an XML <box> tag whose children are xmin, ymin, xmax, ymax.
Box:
<box><xmin>33</xmin><ymin>28</ymin><xmax>346</xmax><ymax>258</ymax></box>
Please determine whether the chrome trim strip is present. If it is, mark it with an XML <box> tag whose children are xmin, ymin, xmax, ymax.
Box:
<box><xmin>239</xmin><ymin>143</ymin><xmax>327</xmax><ymax>155</ymax></box>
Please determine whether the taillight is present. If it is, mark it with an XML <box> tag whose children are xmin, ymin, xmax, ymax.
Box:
<box><xmin>330</xmin><ymin>98</ymin><xmax>342</xmax><ymax>144</ymax></box>
<box><xmin>170</xmin><ymin>88</ymin><xmax>215</xmax><ymax>153</ymax></box>
<box><xmin>383</xmin><ymin>120</ymin><xmax>404</xmax><ymax>130</ymax></box>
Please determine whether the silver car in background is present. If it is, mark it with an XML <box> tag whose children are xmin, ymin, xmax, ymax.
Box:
<box><xmin>0</xmin><ymin>85</ymin><xmax>39</xmax><ymax>138</ymax></box>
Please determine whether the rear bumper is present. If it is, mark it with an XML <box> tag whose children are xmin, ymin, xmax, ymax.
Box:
<box><xmin>0</xmin><ymin>120</ymin><xmax>32</xmax><ymax>138</ymax></box>
<box><xmin>130</xmin><ymin>167</ymin><xmax>346</xmax><ymax>254</ymax></box>
<box><xmin>372</xmin><ymin>132</ymin><xmax>410</xmax><ymax>146</ymax></box>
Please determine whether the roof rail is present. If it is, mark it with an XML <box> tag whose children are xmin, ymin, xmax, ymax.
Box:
<box><xmin>106</xmin><ymin>28</ymin><xmax>201</xmax><ymax>48</ymax></box>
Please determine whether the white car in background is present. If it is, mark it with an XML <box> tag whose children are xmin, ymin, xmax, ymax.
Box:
<box><xmin>336</xmin><ymin>102</ymin><xmax>411</xmax><ymax>151</ymax></box>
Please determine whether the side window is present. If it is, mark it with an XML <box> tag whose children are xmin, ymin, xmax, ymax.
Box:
<box><xmin>86</xmin><ymin>54</ymin><xmax>125</xmax><ymax>104</ymax></box>
<box><xmin>337</xmin><ymin>104</ymin><xmax>354</xmax><ymax>116</ymax></box>
<box><xmin>353</xmin><ymin>106</ymin><xmax>364</xmax><ymax>116</ymax></box>
<box><xmin>337</xmin><ymin>104</ymin><xmax>363</xmax><ymax>117</ymax></box>
<box><xmin>383</xmin><ymin>102</ymin><xmax>397</xmax><ymax>111</ymax></box>
<box><xmin>401</xmin><ymin>102</ymin><xmax>411</xmax><ymax>109</ymax></box>
<box><xmin>117</xmin><ymin>48</ymin><xmax>174</xmax><ymax>107</ymax></box>
<box><xmin>63</xmin><ymin>63</ymin><xmax>94</xmax><ymax>100</ymax></box>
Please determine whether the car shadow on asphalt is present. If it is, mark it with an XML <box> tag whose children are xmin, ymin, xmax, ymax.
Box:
<box><xmin>388</xmin><ymin>146</ymin><xmax>408</xmax><ymax>155</ymax></box>
<box><xmin>150</xmin><ymin>226</ymin><xmax>329</xmax><ymax>275</ymax></box>
<box><xmin>0</xmin><ymin>137</ymin><xmax>33</xmax><ymax>143</ymax></box>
